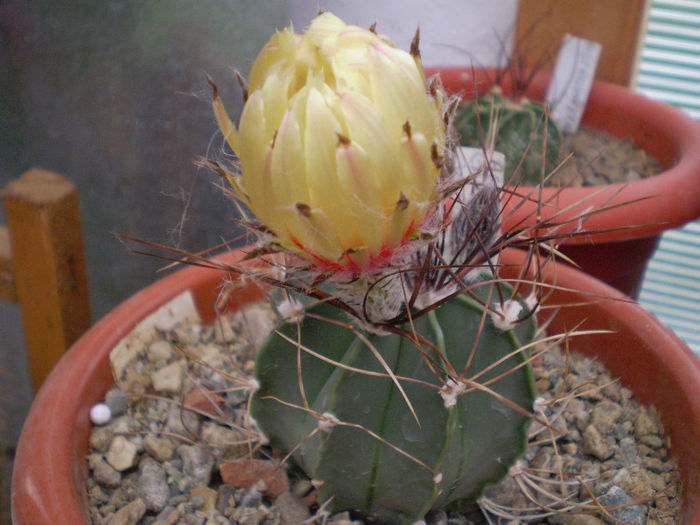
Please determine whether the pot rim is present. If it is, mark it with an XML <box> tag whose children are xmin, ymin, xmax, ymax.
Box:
<box><xmin>428</xmin><ymin>66</ymin><xmax>700</xmax><ymax>245</ymax></box>
<box><xmin>11</xmin><ymin>248</ymin><xmax>700</xmax><ymax>524</ymax></box>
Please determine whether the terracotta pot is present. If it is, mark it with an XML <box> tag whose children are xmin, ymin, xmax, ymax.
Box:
<box><xmin>427</xmin><ymin>67</ymin><xmax>700</xmax><ymax>298</ymax></box>
<box><xmin>12</xmin><ymin>249</ymin><xmax>700</xmax><ymax>524</ymax></box>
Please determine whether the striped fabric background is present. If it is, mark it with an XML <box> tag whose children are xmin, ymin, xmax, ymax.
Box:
<box><xmin>635</xmin><ymin>0</ymin><xmax>700</xmax><ymax>355</ymax></box>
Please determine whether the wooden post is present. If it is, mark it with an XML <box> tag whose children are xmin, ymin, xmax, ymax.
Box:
<box><xmin>0</xmin><ymin>225</ymin><xmax>16</xmax><ymax>302</ymax></box>
<box><xmin>515</xmin><ymin>0</ymin><xmax>650</xmax><ymax>87</ymax></box>
<box><xmin>1</xmin><ymin>168</ymin><xmax>91</xmax><ymax>392</ymax></box>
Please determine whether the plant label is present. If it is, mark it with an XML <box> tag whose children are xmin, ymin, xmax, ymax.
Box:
<box><xmin>546</xmin><ymin>34</ymin><xmax>602</xmax><ymax>133</ymax></box>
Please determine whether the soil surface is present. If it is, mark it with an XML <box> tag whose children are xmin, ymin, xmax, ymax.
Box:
<box><xmin>86</xmin><ymin>301</ymin><xmax>681</xmax><ymax>525</ymax></box>
<box><xmin>548</xmin><ymin>127</ymin><xmax>662</xmax><ymax>188</ymax></box>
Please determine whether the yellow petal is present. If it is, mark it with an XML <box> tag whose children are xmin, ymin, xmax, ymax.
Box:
<box><xmin>248</xmin><ymin>28</ymin><xmax>298</xmax><ymax>91</ymax></box>
<box><xmin>259</xmin><ymin>70</ymin><xmax>293</xmax><ymax>143</ymax></box>
<box><xmin>398</xmin><ymin>131</ymin><xmax>439</xmax><ymax>205</ymax></box>
<box><xmin>335</xmin><ymin>139</ymin><xmax>385</xmax><ymax>254</ymax></box>
<box><xmin>306</xmin><ymin>12</ymin><xmax>347</xmax><ymax>48</ymax></box>
<box><xmin>270</xmin><ymin>108</ymin><xmax>309</xmax><ymax>208</ymax></box>
<box><xmin>367</xmin><ymin>43</ymin><xmax>435</xmax><ymax>143</ymax></box>
<box><xmin>303</xmin><ymin>86</ymin><xmax>345</xmax><ymax>234</ymax></box>
<box><xmin>334</xmin><ymin>92</ymin><xmax>398</xmax><ymax>213</ymax></box>
<box><xmin>238</xmin><ymin>91</ymin><xmax>271</xmax><ymax>222</ymax></box>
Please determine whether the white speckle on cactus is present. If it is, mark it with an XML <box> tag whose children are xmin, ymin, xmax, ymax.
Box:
<box><xmin>433</xmin><ymin>473</ymin><xmax>443</xmax><ymax>484</ymax></box>
<box><xmin>491</xmin><ymin>299</ymin><xmax>523</xmax><ymax>331</ymax></box>
<box><xmin>248</xmin><ymin>378</ymin><xmax>260</xmax><ymax>392</ymax></box>
<box><xmin>90</xmin><ymin>403</ymin><xmax>112</xmax><ymax>426</ymax></box>
<box><xmin>439</xmin><ymin>378</ymin><xmax>466</xmax><ymax>408</ymax></box>
<box><xmin>277</xmin><ymin>298</ymin><xmax>305</xmax><ymax>324</ymax></box>
<box><xmin>318</xmin><ymin>412</ymin><xmax>340</xmax><ymax>432</ymax></box>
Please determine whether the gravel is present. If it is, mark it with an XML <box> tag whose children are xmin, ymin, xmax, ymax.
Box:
<box><xmin>549</xmin><ymin>127</ymin><xmax>662</xmax><ymax>187</ymax></box>
<box><xmin>86</xmin><ymin>300</ymin><xmax>681</xmax><ymax>524</ymax></box>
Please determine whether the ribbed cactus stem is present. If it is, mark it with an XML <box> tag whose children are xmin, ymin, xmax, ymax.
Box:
<box><xmin>251</xmin><ymin>277</ymin><xmax>536</xmax><ymax>524</ymax></box>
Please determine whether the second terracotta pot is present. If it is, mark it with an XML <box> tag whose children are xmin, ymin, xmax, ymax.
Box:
<box><xmin>428</xmin><ymin>67</ymin><xmax>700</xmax><ymax>298</ymax></box>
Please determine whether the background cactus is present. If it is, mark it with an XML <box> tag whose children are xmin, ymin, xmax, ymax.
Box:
<box><xmin>454</xmin><ymin>89</ymin><xmax>562</xmax><ymax>186</ymax></box>
<box><xmin>251</xmin><ymin>277</ymin><xmax>536</xmax><ymax>524</ymax></box>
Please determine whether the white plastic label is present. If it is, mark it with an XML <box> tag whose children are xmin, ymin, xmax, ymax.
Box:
<box><xmin>545</xmin><ymin>34</ymin><xmax>602</xmax><ymax>133</ymax></box>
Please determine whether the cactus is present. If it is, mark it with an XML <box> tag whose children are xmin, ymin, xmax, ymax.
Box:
<box><xmin>209</xmin><ymin>12</ymin><xmax>542</xmax><ymax>524</ymax></box>
<box><xmin>454</xmin><ymin>89</ymin><xmax>562</xmax><ymax>186</ymax></box>
<box><xmin>251</xmin><ymin>278</ymin><xmax>536</xmax><ymax>524</ymax></box>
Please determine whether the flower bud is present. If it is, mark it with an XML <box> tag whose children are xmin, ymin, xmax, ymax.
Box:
<box><xmin>214</xmin><ymin>12</ymin><xmax>446</xmax><ymax>271</ymax></box>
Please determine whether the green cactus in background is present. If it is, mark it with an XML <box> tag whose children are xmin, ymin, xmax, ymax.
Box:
<box><xmin>251</xmin><ymin>279</ymin><xmax>536</xmax><ymax>523</ymax></box>
<box><xmin>454</xmin><ymin>89</ymin><xmax>562</xmax><ymax>186</ymax></box>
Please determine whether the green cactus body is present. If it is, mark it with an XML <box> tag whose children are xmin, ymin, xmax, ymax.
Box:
<box><xmin>454</xmin><ymin>90</ymin><xmax>562</xmax><ymax>186</ymax></box>
<box><xmin>251</xmin><ymin>278</ymin><xmax>536</xmax><ymax>524</ymax></box>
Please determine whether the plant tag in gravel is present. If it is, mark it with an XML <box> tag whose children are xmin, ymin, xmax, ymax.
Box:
<box><xmin>110</xmin><ymin>291</ymin><xmax>200</xmax><ymax>379</ymax></box>
<box><xmin>546</xmin><ymin>34</ymin><xmax>601</xmax><ymax>133</ymax></box>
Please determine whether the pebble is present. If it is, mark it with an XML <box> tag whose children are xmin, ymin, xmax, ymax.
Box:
<box><xmin>105</xmin><ymin>387</ymin><xmax>130</xmax><ymax>417</ymax></box>
<box><xmin>220</xmin><ymin>459</ymin><xmax>290</xmax><ymax>499</ymax></box>
<box><xmin>189</xmin><ymin>486</ymin><xmax>218</xmax><ymax>511</ymax></box>
<box><xmin>148</xmin><ymin>340</ymin><xmax>174</xmax><ymax>362</ymax></box>
<box><xmin>152</xmin><ymin>505</ymin><xmax>180</xmax><ymax>524</ymax></box>
<box><xmin>137</xmin><ymin>457</ymin><xmax>169</xmax><ymax>512</ymax></box>
<box><xmin>216</xmin><ymin>483</ymin><xmax>238</xmax><ymax>515</ymax></box>
<box><xmin>90</xmin><ymin>424</ymin><xmax>114</xmax><ymax>452</ymax></box>
<box><xmin>232</xmin><ymin>506</ymin><xmax>267</xmax><ymax>525</ymax></box>
<box><xmin>200</xmin><ymin>420</ymin><xmax>248</xmax><ymax>456</ymax></box>
<box><xmin>292</xmin><ymin>479</ymin><xmax>314</xmax><ymax>499</ymax></box>
<box><xmin>598</xmin><ymin>486</ymin><xmax>644</xmax><ymax>525</ymax></box>
<box><xmin>89</xmin><ymin>454</ymin><xmax>122</xmax><ymax>488</ymax></box>
<box><xmin>107</xmin><ymin>435</ymin><xmax>139</xmax><ymax>471</ymax></box>
<box><xmin>240</xmin><ymin>485</ymin><xmax>264</xmax><ymax>508</ymax></box>
<box><xmin>164</xmin><ymin>403</ymin><xmax>200</xmax><ymax>437</ymax></box>
<box><xmin>178</xmin><ymin>444</ymin><xmax>215</xmax><ymax>492</ymax></box>
<box><xmin>151</xmin><ymin>360</ymin><xmax>185</xmax><ymax>394</ymax></box>
<box><xmin>582</xmin><ymin>424</ymin><xmax>614</xmax><ymax>460</ymax></box>
<box><xmin>106</xmin><ymin>497</ymin><xmax>146</xmax><ymax>525</ymax></box>
<box><xmin>634</xmin><ymin>408</ymin><xmax>660</xmax><ymax>438</ymax></box>
<box><xmin>591</xmin><ymin>400</ymin><xmax>622</xmax><ymax>433</ymax></box>
<box><xmin>143</xmin><ymin>434</ymin><xmax>176</xmax><ymax>462</ymax></box>
<box><xmin>640</xmin><ymin>433</ymin><xmax>664</xmax><ymax>448</ymax></box>
<box><xmin>271</xmin><ymin>491</ymin><xmax>311</xmax><ymax>523</ymax></box>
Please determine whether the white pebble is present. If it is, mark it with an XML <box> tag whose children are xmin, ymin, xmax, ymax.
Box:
<box><xmin>90</xmin><ymin>403</ymin><xmax>112</xmax><ymax>425</ymax></box>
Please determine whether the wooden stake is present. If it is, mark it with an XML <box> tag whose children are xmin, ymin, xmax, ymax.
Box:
<box><xmin>2</xmin><ymin>168</ymin><xmax>91</xmax><ymax>392</ymax></box>
<box><xmin>0</xmin><ymin>225</ymin><xmax>16</xmax><ymax>302</ymax></box>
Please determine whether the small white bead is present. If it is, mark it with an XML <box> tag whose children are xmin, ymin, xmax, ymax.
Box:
<box><xmin>90</xmin><ymin>403</ymin><xmax>112</xmax><ymax>425</ymax></box>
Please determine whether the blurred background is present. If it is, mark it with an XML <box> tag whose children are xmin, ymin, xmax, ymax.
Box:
<box><xmin>0</xmin><ymin>1</ymin><xmax>516</xmax><ymax>520</ymax></box>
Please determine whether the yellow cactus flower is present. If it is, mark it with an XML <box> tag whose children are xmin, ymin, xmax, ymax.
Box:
<box><xmin>213</xmin><ymin>12</ymin><xmax>446</xmax><ymax>271</ymax></box>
